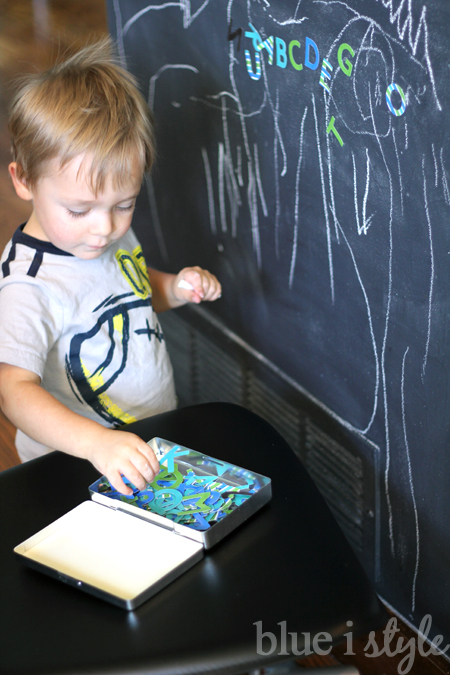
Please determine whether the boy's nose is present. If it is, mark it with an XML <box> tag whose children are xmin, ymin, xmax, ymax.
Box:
<box><xmin>92</xmin><ymin>212</ymin><xmax>114</xmax><ymax>237</ymax></box>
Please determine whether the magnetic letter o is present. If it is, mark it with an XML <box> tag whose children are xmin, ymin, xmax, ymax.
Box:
<box><xmin>386</xmin><ymin>83</ymin><xmax>407</xmax><ymax>116</ymax></box>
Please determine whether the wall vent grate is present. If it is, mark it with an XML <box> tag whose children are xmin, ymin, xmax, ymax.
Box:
<box><xmin>194</xmin><ymin>332</ymin><xmax>244</xmax><ymax>405</ymax></box>
<box><xmin>305</xmin><ymin>418</ymin><xmax>364</xmax><ymax>554</ymax></box>
<box><xmin>159</xmin><ymin>306</ymin><xmax>378</xmax><ymax>579</ymax></box>
<box><xmin>159</xmin><ymin>310</ymin><xmax>193</xmax><ymax>405</ymax></box>
<box><xmin>246</xmin><ymin>370</ymin><xmax>302</xmax><ymax>456</ymax></box>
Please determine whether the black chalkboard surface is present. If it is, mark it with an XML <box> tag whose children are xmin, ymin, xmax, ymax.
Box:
<box><xmin>108</xmin><ymin>0</ymin><xmax>450</xmax><ymax>647</ymax></box>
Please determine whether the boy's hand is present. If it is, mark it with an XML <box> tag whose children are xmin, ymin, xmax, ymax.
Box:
<box><xmin>0</xmin><ymin>363</ymin><xmax>157</xmax><ymax>495</ymax></box>
<box><xmin>87</xmin><ymin>428</ymin><xmax>160</xmax><ymax>495</ymax></box>
<box><xmin>174</xmin><ymin>266</ymin><xmax>222</xmax><ymax>304</ymax></box>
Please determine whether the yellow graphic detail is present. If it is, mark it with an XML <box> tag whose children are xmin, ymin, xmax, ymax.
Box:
<box><xmin>113</xmin><ymin>314</ymin><xmax>124</xmax><ymax>337</ymax></box>
<box><xmin>80</xmin><ymin>359</ymin><xmax>137</xmax><ymax>425</ymax></box>
<box><xmin>115</xmin><ymin>246</ymin><xmax>152</xmax><ymax>299</ymax></box>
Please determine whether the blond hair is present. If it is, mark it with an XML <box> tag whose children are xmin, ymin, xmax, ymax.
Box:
<box><xmin>8</xmin><ymin>38</ymin><xmax>155</xmax><ymax>193</ymax></box>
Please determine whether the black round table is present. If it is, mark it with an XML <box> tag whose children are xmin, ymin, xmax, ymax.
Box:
<box><xmin>0</xmin><ymin>403</ymin><xmax>386</xmax><ymax>675</ymax></box>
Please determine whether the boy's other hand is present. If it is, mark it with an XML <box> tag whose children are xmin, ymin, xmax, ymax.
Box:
<box><xmin>87</xmin><ymin>429</ymin><xmax>160</xmax><ymax>495</ymax></box>
<box><xmin>174</xmin><ymin>266</ymin><xmax>222</xmax><ymax>304</ymax></box>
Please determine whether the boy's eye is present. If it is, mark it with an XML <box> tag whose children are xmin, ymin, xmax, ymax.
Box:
<box><xmin>115</xmin><ymin>204</ymin><xmax>135</xmax><ymax>213</ymax></box>
<box><xmin>67</xmin><ymin>209</ymin><xmax>88</xmax><ymax>219</ymax></box>
<box><xmin>66</xmin><ymin>204</ymin><xmax>134</xmax><ymax>218</ymax></box>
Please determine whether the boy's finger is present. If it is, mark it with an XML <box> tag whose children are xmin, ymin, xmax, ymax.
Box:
<box><xmin>179</xmin><ymin>268</ymin><xmax>221</xmax><ymax>303</ymax></box>
<box><xmin>139</xmin><ymin>457</ymin><xmax>158</xmax><ymax>483</ymax></box>
<box><xmin>177</xmin><ymin>277</ymin><xmax>203</xmax><ymax>303</ymax></box>
<box><xmin>208</xmin><ymin>282</ymin><xmax>221</xmax><ymax>299</ymax></box>
<box><xmin>108</xmin><ymin>469</ymin><xmax>133</xmax><ymax>496</ymax></box>
<box><xmin>192</xmin><ymin>277</ymin><xmax>205</xmax><ymax>298</ymax></box>
<box><xmin>123</xmin><ymin>460</ymin><xmax>149</xmax><ymax>492</ymax></box>
<box><xmin>139</xmin><ymin>442</ymin><xmax>160</xmax><ymax>477</ymax></box>
<box><xmin>203</xmin><ymin>278</ymin><xmax>221</xmax><ymax>301</ymax></box>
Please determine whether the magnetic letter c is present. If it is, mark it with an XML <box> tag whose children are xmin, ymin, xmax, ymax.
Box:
<box><xmin>289</xmin><ymin>40</ymin><xmax>303</xmax><ymax>71</ymax></box>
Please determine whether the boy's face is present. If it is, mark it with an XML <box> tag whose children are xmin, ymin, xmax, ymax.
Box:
<box><xmin>9</xmin><ymin>155</ymin><xmax>143</xmax><ymax>259</ymax></box>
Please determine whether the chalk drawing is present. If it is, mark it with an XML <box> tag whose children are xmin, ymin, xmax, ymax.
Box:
<box><xmin>432</xmin><ymin>143</ymin><xmax>438</xmax><ymax>188</ymax></box>
<box><xmin>273</xmin><ymin>89</ymin><xmax>281</xmax><ymax>259</ymax></box>
<box><xmin>352</xmin><ymin>150</ymin><xmax>374</xmax><ymax>235</ymax></box>
<box><xmin>112</xmin><ymin>0</ymin><xmax>448</xmax><ymax>615</ymax></box>
<box><xmin>123</xmin><ymin>3</ymin><xmax>181</xmax><ymax>36</ymax></box>
<box><xmin>289</xmin><ymin>106</ymin><xmax>308</xmax><ymax>290</ymax></box>
<box><xmin>201</xmin><ymin>147</ymin><xmax>217</xmax><ymax>235</ymax></box>
<box><xmin>401</xmin><ymin>346</ymin><xmax>420</xmax><ymax>615</ymax></box>
<box><xmin>391</xmin><ymin>128</ymin><xmax>404</xmax><ymax>216</ymax></box>
<box><xmin>144</xmin><ymin>173</ymin><xmax>169</xmax><ymax>263</ymax></box>
<box><xmin>148</xmin><ymin>63</ymin><xmax>199</xmax><ymax>111</ymax></box>
<box><xmin>421</xmin><ymin>156</ymin><xmax>434</xmax><ymax>383</ymax></box>
<box><xmin>362</xmin><ymin>148</ymin><xmax>374</xmax><ymax>232</ymax></box>
<box><xmin>236</xmin><ymin>145</ymin><xmax>243</xmax><ymax>187</ymax></box>
<box><xmin>273</xmin><ymin>17</ymin><xmax>308</xmax><ymax>27</ymax></box>
<box><xmin>374</xmin><ymin>0</ymin><xmax>441</xmax><ymax>110</ymax></box>
<box><xmin>121</xmin><ymin>0</ymin><xmax>213</xmax><ymax>35</ymax></box>
<box><xmin>313</xmin><ymin>93</ymin><xmax>335</xmax><ymax>303</ymax></box>
<box><xmin>247</xmin><ymin>158</ymin><xmax>262</xmax><ymax>267</ymax></box>
<box><xmin>146</xmin><ymin>63</ymin><xmax>200</xmax><ymax>264</ymax></box>
<box><xmin>112</xmin><ymin>0</ymin><xmax>126</xmax><ymax>67</ymax></box>
<box><xmin>181</xmin><ymin>0</ymin><xmax>214</xmax><ymax>29</ymax></box>
<box><xmin>336</xmin><ymin>220</ymin><xmax>380</xmax><ymax>437</ymax></box>
<box><xmin>218</xmin><ymin>142</ymin><xmax>227</xmax><ymax>232</ymax></box>
<box><xmin>221</xmin><ymin>96</ymin><xmax>242</xmax><ymax>237</ymax></box>
<box><xmin>440</xmin><ymin>148</ymin><xmax>450</xmax><ymax>207</ymax></box>
<box><xmin>254</xmin><ymin>143</ymin><xmax>268</xmax><ymax>218</ymax></box>
<box><xmin>294</xmin><ymin>0</ymin><xmax>303</xmax><ymax>21</ymax></box>
<box><xmin>366</xmin><ymin>79</ymin><xmax>395</xmax><ymax>557</ymax></box>
<box><xmin>226</xmin><ymin>0</ymin><xmax>262</xmax><ymax>266</ymax></box>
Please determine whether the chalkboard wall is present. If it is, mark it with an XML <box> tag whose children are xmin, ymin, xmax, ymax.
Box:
<box><xmin>108</xmin><ymin>0</ymin><xmax>450</xmax><ymax>645</ymax></box>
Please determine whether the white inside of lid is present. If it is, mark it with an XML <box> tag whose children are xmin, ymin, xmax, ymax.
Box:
<box><xmin>15</xmin><ymin>501</ymin><xmax>202</xmax><ymax>600</ymax></box>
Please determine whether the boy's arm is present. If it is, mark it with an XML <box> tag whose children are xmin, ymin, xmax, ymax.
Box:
<box><xmin>0</xmin><ymin>363</ymin><xmax>158</xmax><ymax>495</ymax></box>
<box><xmin>147</xmin><ymin>266</ymin><xmax>221</xmax><ymax>313</ymax></box>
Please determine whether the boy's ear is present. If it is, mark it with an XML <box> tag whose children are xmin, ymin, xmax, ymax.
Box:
<box><xmin>8</xmin><ymin>163</ymin><xmax>33</xmax><ymax>201</ymax></box>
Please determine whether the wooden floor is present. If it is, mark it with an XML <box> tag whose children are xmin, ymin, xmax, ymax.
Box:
<box><xmin>0</xmin><ymin>3</ymin><xmax>449</xmax><ymax>675</ymax></box>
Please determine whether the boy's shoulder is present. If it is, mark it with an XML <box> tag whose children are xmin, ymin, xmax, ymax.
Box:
<box><xmin>1</xmin><ymin>222</ymin><xmax>72</xmax><ymax>259</ymax></box>
<box><xmin>0</xmin><ymin>225</ymin><xmax>143</xmax><ymax>296</ymax></box>
<box><xmin>2</xmin><ymin>224</ymin><xmax>139</xmax><ymax>266</ymax></box>
<box><xmin>0</xmin><ymin>227</ymin><xmax>78</xmax><ymax>305</ymax></box>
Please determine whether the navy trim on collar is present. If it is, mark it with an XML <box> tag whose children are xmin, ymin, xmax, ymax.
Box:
<box><xmin>12</xmin><ymin>224</ymin><xmax>74</xmax><ymax>257</ymax></box>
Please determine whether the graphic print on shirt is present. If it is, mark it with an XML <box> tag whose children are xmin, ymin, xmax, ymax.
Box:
<box><xmin>115</xmin><ymin>246</ymin><xmax>151</xmax><ymax>298</ymax></box>
<box><xmin>65</xmin><ymin>245</ymin><xmax>165</xmax><ymax>427</ymax></box>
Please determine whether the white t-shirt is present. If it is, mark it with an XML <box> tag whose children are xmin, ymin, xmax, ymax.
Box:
<box><xmin>0</xmin><ymin>225</ymin><xmax>176</xmax><ymax>461</ymax></box>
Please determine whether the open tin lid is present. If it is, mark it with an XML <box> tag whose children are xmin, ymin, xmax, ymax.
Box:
<box><xmin>14</xmin><ymin>500</ymin><xmax>204</xmax><ymax>610</ymax></box>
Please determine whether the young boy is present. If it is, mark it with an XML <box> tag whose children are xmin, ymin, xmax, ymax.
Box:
<box><xmin>0</xmin><ymin>39</ymin><xmax>221</xmax><ymax>495</ymax></box>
